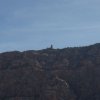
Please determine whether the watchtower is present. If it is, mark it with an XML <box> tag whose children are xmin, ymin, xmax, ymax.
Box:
<box><xmin>50</xmin><ymin>44</ymin><xmax>53</xmax><ymax>49</ymax></box>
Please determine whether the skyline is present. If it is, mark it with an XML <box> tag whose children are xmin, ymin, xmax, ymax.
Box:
<box><xmin>0</xmin><ymin>0</ymin><xmax>100</xmax><ymax>52</ymax></box>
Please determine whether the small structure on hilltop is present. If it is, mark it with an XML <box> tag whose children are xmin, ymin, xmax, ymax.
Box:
<box><xmin>50</xmin><ymin>44</ymin><xmax>53</xmax><ymax>49</ymax></box>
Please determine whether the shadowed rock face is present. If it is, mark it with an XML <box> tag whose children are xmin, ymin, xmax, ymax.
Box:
<box><xmin>0</xmin><ymin>43</ymin><xmax>100</xmax><ymax>100</ymax></box>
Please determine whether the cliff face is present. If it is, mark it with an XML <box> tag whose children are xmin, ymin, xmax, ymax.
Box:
<box><xmin>0</xmin><ymin>43</ymin><xmax>100</xmax><ymax>100</ymax></box>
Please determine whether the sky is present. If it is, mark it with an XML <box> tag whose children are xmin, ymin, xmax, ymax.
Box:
<box><xmin>0</xmin><ymin>0</ymin><xmax>100</xmax><ymax>52</ymax></box>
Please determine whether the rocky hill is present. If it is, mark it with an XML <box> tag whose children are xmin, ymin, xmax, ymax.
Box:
<box><xmin>0</xmin><ymin>43</ymin><xmax>100</xmax><ymax>100</ymax></box>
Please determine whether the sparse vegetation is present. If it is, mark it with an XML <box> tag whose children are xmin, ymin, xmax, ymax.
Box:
<box><xmin>0</xmin><ymin>43</ymin><xmax>100</xmax><ymax>100</ymax></box>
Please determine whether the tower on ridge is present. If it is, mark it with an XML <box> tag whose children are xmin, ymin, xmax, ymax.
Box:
<box><xmin>50</xmin><ymin>44</ymin><xmax>53</xmax><ymax>49</ymax></box>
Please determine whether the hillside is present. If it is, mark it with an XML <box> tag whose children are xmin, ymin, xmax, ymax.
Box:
<box><xmin>0</xmin><ymin>43</ymin><xmax>100</xmax><ymax>100</ymax></box>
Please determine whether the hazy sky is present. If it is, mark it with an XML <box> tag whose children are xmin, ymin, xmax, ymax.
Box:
<box><xmin>0</xmin><ymin>0</ymin><xmax>100</xmax><ymax>52</ymax></box>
